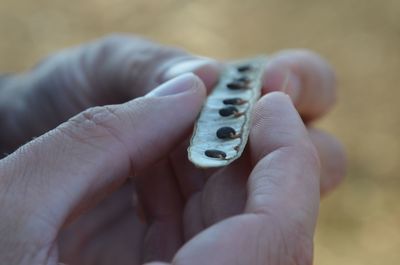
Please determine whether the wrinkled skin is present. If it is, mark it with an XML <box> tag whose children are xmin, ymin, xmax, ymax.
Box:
<box><xmin>0</xmin><ymin>35</ymin><xmax>346</xmax><ymax>265</ymax></box>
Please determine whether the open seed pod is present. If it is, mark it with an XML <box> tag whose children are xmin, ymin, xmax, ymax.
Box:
<box><xmin>188</xmin><ymin>56</ymin><xmax>267</xmax><ymax>168</ymax></box>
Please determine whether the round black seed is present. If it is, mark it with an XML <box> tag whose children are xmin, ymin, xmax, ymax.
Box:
<box><xmin>227</xmin><ymin>82</ymin><xmax>247</xmax><ymax>90</ymax></box>
<box><xmin>219</xmin><ymin>106</ymin><xmax>239</xmax><ymax>117</ymax></box>
<box><xmin>216</xmin><ymin>127</ymin><xmax>237</xmax><ymax>139</ymax></box>
<box><xmin>235</xmin><ymin>76</ymin><xmax>251</xmax><ymax>83</ymax></box>
<box><xmin>223</xmin><ymin>98</ymin><xmax>247</xmax><ymax>105</ymax></box>
<box><xmin>205</xmin><ymin>149</ymin><xmax>227</xmax><ymax>159</ymax></box>
<box><xmin>237</xmin><ymin>65</ymin><xmax>252</xmax><ymax>72</ymax></box>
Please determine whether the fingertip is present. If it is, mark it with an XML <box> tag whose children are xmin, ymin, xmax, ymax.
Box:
<box><xmin>253</xmin><ymin>91</ymin><xmax>294</xmax><ymax>118</ymax></box>
<box><xmin>263</xmin><ymin>49</ymin><xmax>337</xmax><ymax>121</ymax></box>
<box><xmin>250</xmin><ymin>91</ymin><xmax>310</xmax><ymax>163</ymax></box>
<box><xmin>252</xmin><ymin>91</ymin><xmax>301</xmax><ymax>127</ymax></box>
<box><xmin>188</xmin><ymin>72</ymin><xmax>208</xmax><ymax>98</ymax></box>
<box><xmin>189</xmin><ymin>60</ymin><xmax>222</xmax><ymax>93</ymax></box>
<box><xmin>161</xmin><ymin>57</ymin><xmax>222</xmax><ymax>93</ymax></box>
<box><xmin>146</xmin><ymin>73</ymin><xmax>206</xmax><ymax>98</ymax></box>
<box><xmin>257</xmin><ymin>90</ymin><xmax>292</xmax><ymax>105</ymax></box>
<box><xmin>174</xmin><ymin>72</ymin><xmax>208</xmax><ymax>101</ymax></box>
<box><xmin>262</xmin><ymin>63</ymin><xmax>301</xmax><ymax>102</ymax></box>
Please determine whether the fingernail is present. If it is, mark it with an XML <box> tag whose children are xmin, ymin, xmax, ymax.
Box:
<box><xmin>146</xmin><ymin>73</ymin><xmax>199</xmax><ymax>97</ymax></box>
<box><xmin>162</xmin><ymin>58</ymin><xmax>214</xmax><ymax>79</ymax></box>
<box><xmin>264</xmin><ymin>66</ymin><xmax>301</xmax><ymax>102</ymax></box>
<box><xmin>161</xmin><ymin>58</ymin><xmax>221</xmax><ymax>90</ymax></box>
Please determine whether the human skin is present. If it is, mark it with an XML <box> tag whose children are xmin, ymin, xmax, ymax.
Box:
<box><xmin>0</xmin><ymin>35</ymin><xmax>346</xmax><ymax>265</ymax></box>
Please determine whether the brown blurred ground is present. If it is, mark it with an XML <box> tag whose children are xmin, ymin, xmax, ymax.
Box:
<box><xmin>1</xmin><ymin>0</ymin><xmax>399</xmax><ymax>264</ymax></box>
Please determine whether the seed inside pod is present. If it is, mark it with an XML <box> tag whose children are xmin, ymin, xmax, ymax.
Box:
<box><xmin>216</xmin><ymin>127</ymin><xmax>238</xmax><ymax>139</ymax></box>
<box><xmin>227</xmin><ymin>81</ymin><xmax>248</xmax><ymax>90</ymax></box>
<box><xmin>237</xmin><ymin>65</ymin><xmax>252</xmax><ymax>72</ymax></box>
<box><xmin>219</xmin><ymin>106</ymin><xmax>239</xmax><ymax>117</ymax></box>
<box><xmin>235</xmin><ymin>76</ymin><xmax>251</xmax><ymax>84</ymax></box>
<box><xmin>205</xmin><ymin>149</ymin><xmax>227</xmax><ymax>159</ymax></box>
<box><xmin>223</xmin><ymin>98</ymin><xmax>247</xmax><ymax>105</ymax></box>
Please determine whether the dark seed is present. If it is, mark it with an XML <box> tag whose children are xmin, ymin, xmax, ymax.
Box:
<box><xmin>235</xmin><ymin>76</ymin><xmax>251</xmax><ymax>84</ymax></box>
<box><xmin>223</xmin><ymin>98</ymin><xmax>247</xmax><ymax>105</ymax></box>
<box><xmin>216</xmin><ymin>127</ymin><xmax>238</xmax><ymax>139</ymax></box>
<box><xmin>227</xmin><ymin>81</ymin><xmax>248</xmax><ymax>90</ymax></box>
<box><xmin>219</xmin><ymin>106</ymin><xmax>239</xmax><ymax>117</ymax></box>
<box><xmin>205</xmin><ymin>149</ymin><xmax>227</xmax><ymax>159</ymax></box>
<box><xmin>237</xmin><ymin>65</ymin><xmax>252</xmax><ymax>72</ymax></box>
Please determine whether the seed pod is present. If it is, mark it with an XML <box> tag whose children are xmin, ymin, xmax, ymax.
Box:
<box><xmin>188</xmin><ymin>56</ymin><xmax>267</xmax><ymax>168</ymax></box>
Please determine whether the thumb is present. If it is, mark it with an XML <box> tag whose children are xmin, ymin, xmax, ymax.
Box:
<box><xmin>0</xmin><ymin>74</ymin><xmax>205</xmax><ymax>254</ymax></box>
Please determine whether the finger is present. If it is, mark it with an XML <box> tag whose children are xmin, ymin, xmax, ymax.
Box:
<box><xmin>185</xmin><ymin>128</ymin><xmax>346</xmax><ymax>230</ymax></box>
<box><xmin>135</xmin><ymin>159</ymin><xmax>183</xmax><ymax>263</ymax></box>
<box><xmin>181</xmin><ymin>160</ymin><xmax>250</xmax><ymax>241</ymax></box>
<box><xmin>245</xmin><ymin>92</ymin><xmax>320</xmax><ymax>263</ymax></box>
<box><xmin>308</xmin><ymin>128</ymin><xmax>346</xmax><ymax>197</ymax></box>
<box><xmin>160</xmin><ymin>56</ymin><xmax>222</xmax><ymax>93</ymax></box>
<box><xmin>263</xmin><ymin>49</ymin><xmax>336</xmax><ymax>121</ymax></box>
<box><xmin>77</xmin><ymin>211</ymin><xmax>143</xmax><ymax>265</ymax></box>
<box><xmin>171</xmin><ymin>93</ymin><xmax>320</xmax><ymax>265</ymax></box>
<box><xmin>58</xmin><ymin>183</ymin><xmax>138</xmax><ymax>262</ymax></box>
<box><xmin>198</xmin><ymin>156</ymin><xmax>250</xmax><ymax>226</ymax></box>
<box><xmin>247</xmin><ymin>91</ymin><xmax>320</xmax><ymax>230</ymax></box>
<box><xmin>0</xmin><ymin>74</ymin><xmax>206</xmax><ymax>248</ymax></box>
<box><xmin>169</xmin><ymin>138</ymin><xmax>221</xmax><ymax>200</ymax></box>
<box><xmin>182</xmin><ymin>192</ymin><xmax>205</xmax><ymax>241</ymax></box>
<box><xmin>169</xmin><ymin>138</ymin><xmax>208</xmax><ymax>199</ymax></box>
<box><xmin>61</xmin><ymin>210</ymin><xmax>145</xmax><ymax>265</ymax></box>
<box><xmin>79</xmin><ymin>35</ymin><xmax>221</xmax><ymax>98</ymax></box>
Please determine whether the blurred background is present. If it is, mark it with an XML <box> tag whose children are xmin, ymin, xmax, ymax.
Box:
<box><xmin>0</xmin><ymin>0</ymin><xmax>399</xmax><ymax>264</ymax></box>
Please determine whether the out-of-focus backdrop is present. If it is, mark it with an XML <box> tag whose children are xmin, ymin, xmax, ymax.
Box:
<box><xmin>1</xmin><ymin>0</ymin><xmax>399</xmax><ymax>264</ymax></box>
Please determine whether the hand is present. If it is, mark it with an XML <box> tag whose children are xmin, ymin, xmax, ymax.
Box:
<box><xmin>0</xmin><ymin>35</ymin><xmax>345</xmax><ymax>264</ymax></box>
<box><xmin>0</xmin><ymin>34</ymin><xmax>220</xmax><ymax>154</ymax></box>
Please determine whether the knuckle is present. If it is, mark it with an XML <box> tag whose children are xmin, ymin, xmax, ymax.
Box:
<box><xmin>55</xmin><ymin>104</ymin><xmax>142</xmax><ymax>173</ymax></box>
<box><xmin>58</xmin><ymin>106</ymin><xmax>123</xmax><ymax>144</ymax></box>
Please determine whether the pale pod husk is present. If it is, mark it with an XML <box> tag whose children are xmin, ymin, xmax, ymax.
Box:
<box><xmin>188</xmin><ymin>56</ymin><xmax>267</xmax><ymax>168</ymax></box>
